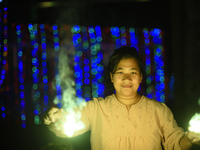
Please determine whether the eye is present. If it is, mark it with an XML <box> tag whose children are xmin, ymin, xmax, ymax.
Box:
<box><xmin>116</xmin><ymin>71</ymin><xmax>123</xmax><ymax>74</ymax></box>
<box><xmin>130</xmin><ymin>72</ymin><xmax>137</xmax><ymax>74</ymax></box>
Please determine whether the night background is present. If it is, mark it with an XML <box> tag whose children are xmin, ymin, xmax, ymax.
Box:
<box><xmin>0</xmin><ymin>0</ymin><xmax>200</xmax><ymax>149</ymax></box>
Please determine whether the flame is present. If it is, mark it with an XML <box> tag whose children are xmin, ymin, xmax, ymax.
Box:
<box><xmin>62</xmin><ymin>103</ymin><xmax>86</xmax><ymax>137</ymax></box>
<box><xmin>188</xmin><ymin>113</ymin><xmax>200</xmax><ymax>133</ymax></box>
<box><xmin>63</xmin><ymin>110</ymin><xmax>85</xmax><ymax>137</ymax></box>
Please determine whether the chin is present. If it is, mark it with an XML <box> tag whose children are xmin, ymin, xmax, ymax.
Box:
<box><xmin>121</xmin><ymin>93</ymin><xmax>134</xmax><ymax>97</ymax></box>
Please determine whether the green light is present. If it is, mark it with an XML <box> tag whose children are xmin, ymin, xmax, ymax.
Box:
<box><xmin>88</xmin><ymin>28</ymin><xmax>94</xmax><ymax>33</ymax></box>
<box><xmin>54</xmin><ymin>37</ymin><xmax>59</xmax><ymax>43</ymax></box>
<box><xmin>3</xmin><ymin>39</ymin><xmax>7</xmax><ymax>44</ymax></box>
<box><xmin>77</xmin><ymin>51</ymin><xmax>83</xmax><ymax>57</ymax></box>
<box><xmin>32</xmin><ymin>66</ymin><xmax>37</xmax><ymax>72</ymax></box>
<box><xmin>21</xmin><ymin>115</ymin><xmax>26</xmax><ymax>120</ymax></box>
<box><xmin>34</xmin><ymin>115</ymin><xmax>40</xmax><ymax>125</ymax></box>
<box><xmin>129</xmin><ymin>27</ymin><xmax>135</xmax><ymax>32</ymax></box>
<box><xmin>33</xmin><ymin>84</ymin><xmax>38</xmax><ymax>89</ymax></box>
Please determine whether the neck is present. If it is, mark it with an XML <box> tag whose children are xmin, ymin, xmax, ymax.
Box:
<box><xmin>115</xmin><ymin>93</ymin><xmax>141</xmax><ymax>108</ymax></box>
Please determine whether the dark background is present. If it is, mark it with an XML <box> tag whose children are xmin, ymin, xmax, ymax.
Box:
<box><xmin>1</xmin><ymin>0</ymin><xmax>200</xmax><ymax>149</ymax></box>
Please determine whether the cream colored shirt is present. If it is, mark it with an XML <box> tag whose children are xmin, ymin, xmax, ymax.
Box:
<box><xmin>49</xmin><ymin>94</ymin><xmax>185</xmax><ymax>150</ymax></box>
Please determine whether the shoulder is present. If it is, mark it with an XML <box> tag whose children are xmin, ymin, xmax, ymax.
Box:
<box><xmin>142</xmin><ymin>96</ymin><xmax>171</xmax><ymax>112</ymax></box>
<box><xmin>144</xmin><ymin>96</ymin><xmax>175</xmax><ymax>121</ymax></box>
<box><xmin>89</xmin><ymin>94</ymin><xmax>114</xmax><ymax>102</ymax></box>
<box><xmin>85</xmin><ymin>94</ymin><xmax>114</xmax><ymax>110</ymax></box>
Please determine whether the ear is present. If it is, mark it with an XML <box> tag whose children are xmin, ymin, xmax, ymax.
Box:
<box><xmin>140</xmin><ymin>74</ymin><xmax>143</xmax><ymax>83</ymax></box>
<box><xmin>110</xmin><ymin>72</ymin><xmax>113</xmax><ymax>82</ymax></box>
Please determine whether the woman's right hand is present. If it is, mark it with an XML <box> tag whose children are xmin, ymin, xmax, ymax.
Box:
<box><xmin>43</xmin><ymin>107</ymin><xmax>63</xmax><ymax>125</ymax></box>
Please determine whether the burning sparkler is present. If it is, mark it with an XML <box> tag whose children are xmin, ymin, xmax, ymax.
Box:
<box><xmin>62</xmin><ymin>107</ymin><xmax>86</xmax><ymax>137</ymax></box>
<box><xmin>186</xmin><ymin>112</ymin><xmax>200</xmax><ymax>144</ymax></box>
<box><xmin>188</xmin><ymin>113</ymin><xmax>200</xmax><ymax>133</ymax></box>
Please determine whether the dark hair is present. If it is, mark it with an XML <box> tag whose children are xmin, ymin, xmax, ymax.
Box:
<box><xmin>105</xmin><ymin>46</ymin><xmax>145</xmax><ymax>94</ymax></box>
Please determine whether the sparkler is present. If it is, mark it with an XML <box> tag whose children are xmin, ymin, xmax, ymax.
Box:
<box><xmin>63</xmin><ymin>108</ymin><xmax>86</xmax><ymax>137</ymax></box>
<box><xmin>188</xmin><ymin>113</ymin><xmax>200</xmax><ymax>133</ymax></box>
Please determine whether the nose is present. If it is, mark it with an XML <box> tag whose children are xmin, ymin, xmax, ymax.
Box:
<box><xmin>122</xmin><ymin>73</ymin><xmax>132</xmax><ymax>81</ymax></box>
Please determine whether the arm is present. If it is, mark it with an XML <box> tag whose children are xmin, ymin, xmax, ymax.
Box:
<box><xmin>180</xmin><ymin>131</ymin><xmax>200</xmax><ymax>150</ymax></box>
<box><xmin>43</xmin><ymin>104</ymin><xmax>92</xmax><ymax>138</ymax></box>
<box><xmin>159</xmin><ymin>104</ymin><xmax>200</xmax><ymax>150</ymax></box>
<box><xmin>180</xmin><ymin>134</ymin><xmax>192</xmax><ymax>150</ymax></box>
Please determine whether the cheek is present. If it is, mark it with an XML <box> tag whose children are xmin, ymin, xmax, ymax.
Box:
<box><xmin>113</xmin><ymin>76</ymin><xmax>122</xmax><ymax>82</ymax></box>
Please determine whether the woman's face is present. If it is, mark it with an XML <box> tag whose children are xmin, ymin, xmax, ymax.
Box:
<box><xmin>110</xmin><ymin>58</ymin><xmax>142</xmax><ymax>98</ymax></box>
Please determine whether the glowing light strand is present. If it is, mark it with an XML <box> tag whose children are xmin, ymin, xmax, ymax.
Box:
<box><xmin>143</xmin><ymin>28</ymin><xmax>153</xmax><ymax>98</ymax></box>
<box><xmin>40</xmin><ymin>24</ymin><xmax>49</xmax><ymax>112</ymax></box>
<box><xmin>151</xmin><ymin>28</ymin><xmax>165</xmax><ymax>102</ymax></box>
<box><xmin>120</xmin><ymin>27</ymin><xmax>127</xmax><ymax>46</ymax></box>
<box><xmin>72</xmin><ymin>25</ymin><xmax>83</xmax><ymax>99</ymax></box>
<box><xmin>53</xmin><ymin>25</ymin><xmax>62</xmax><ymax>108</ymax></box>
<box><xmin>0</xmin><ymin>6</ymin><xmax>8</xmax><ymax>87</ymax></box>
<box><xmin>82</xmin><ymin>26</ymin><xmax>91</xmax><ymax>101</ymax></box>
<box><xmin>89</xmin><ymin>26</ymin><xmax>99</xmax><ymax>98</ymax></box>
<box><xmin>28</xmin><ymin>23</ymin><xmax>41</xmax><ymax>125</ymax></box>
<box><xmin>129</xmin><ymin>27</ymin><xmax>138</xmax><ymax>48</ymax></box>
<box><xmin>0</xmin><ymin>2</ymin><xmax>8</xmax><ymax>120</ymax></box>
<box><xmin>110</xmin><ymin>26</ymin><xmax>121</xmax><ymax>49</ymax></box>
<box><xmin>94</xmin><ymin>26</ymin><xmax>104</xmax><ymax>97</ymax></box>
<box><xmin>16</xmin><ymin>24</ymin><xmax>26</xmax><ymax>128</ymax></box>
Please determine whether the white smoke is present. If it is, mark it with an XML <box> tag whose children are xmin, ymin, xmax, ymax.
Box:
<box><xmin>53</xmin><ymin>48</ymin><xmax>86</xmax><ymax>137</ymax></box>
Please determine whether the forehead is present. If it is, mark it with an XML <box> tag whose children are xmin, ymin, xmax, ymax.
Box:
<box><xmin>117</xmin><ymin>58</ymin><xmax>139</xmax><ymax>68</ymax></box>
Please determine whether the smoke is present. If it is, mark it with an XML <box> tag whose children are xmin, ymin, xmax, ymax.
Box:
<box><xmin>53</xmin><ymin>48</ymin><xmax>86</xmax><ymax>137</ymax></box>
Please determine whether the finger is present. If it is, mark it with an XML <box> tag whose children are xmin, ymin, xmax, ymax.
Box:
<box><xmin>48</xmin><ymin>108</ymin><xmax>62</xmax><ymax>123</ymax></box>
<box><xmin>186</xmin><ymin>131</ymin><xmax>198</xmax><ymax>139</ymax></box>
<box><xmin>191</xmin><ymin>138</ymin><xmax>200</xmax><ymax>144</ymax></box>
<box><xmin>48</xmin><ymin>107</ymin><xmax>60</xmax><ymax>115</ymax></box>
<box><xmin>43</xmin><ymin>116</ymin><xmax>52</xmax><ymax>125</ymax></box>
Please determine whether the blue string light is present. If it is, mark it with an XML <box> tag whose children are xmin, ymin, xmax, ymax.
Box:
<box><xmin>40</xmin><ymin>24</ymin><xmax>49</xmax><ymax>112</ymax></box>
<box><xmin>129</xmin><ymin>27</ymin><xmax>138</xmax><ymax>48</ymax></box>
<box><xmin>72</xmin><ymin>25</ymin><xmax>83</xmax><ymax>99</ymax></box>
<box><xmin>16</xmin><ymin>24</ymin><xmax>26</xmax><ymax>128</ymax></box>
<box><xmin>89</xmin><ymin>26</ymin><xmax>100</xmax><ymax>98</ymax></box>
<box><xmin>0</xmin><ymin>6</ymin><xmax>8</xmax><ymax>87</ymax></box>
<box><xmin>120</xmin><ymin>27</ymin><xmax>127</xmax><ymax>46</ymax></box>
<box><xmin>151</xmin><ymin>28</ymin><xmax>165</xmax><ymax>102</ymax></box>
<box><xmin>94</xmin><ymin>26</ymin><xmax>104</xmax><ymax>97</ymax></box>
<box><xmin>110</xmin><ymin>26</ymin><xmax>121</xmax><ymax>48</ymax></box>
<box><xmin>0</xmin><ymin>2</ymin><xmax>8</xmax><ymax>121</ymax></box>
<box><xmin>89</xmin><ymin>26</ymin><xmax>98</xmax><ymax>99</ymax></box>
<box><xmin>143</xmin><ymin>28</ymin><xmax>153</xmax><ymax>99</ymax></box>
<box><xmin>53</xmin><ymin>25</ymin><xmax>62</xmax><ymax>108</ymax></box>
<box><xmin>82</xmin><ymin>26</ymin><xmax>91</xmax><ymax>101</ymax></box>
<box><xmin>28</xmin><ymin>23</ymin><xmax>41</xmax><ymax>125</ymax></box>
<box><xmin>1</xmin><ymin>106</ymin><xmax>6</xmax><ymax>118</ymax></box>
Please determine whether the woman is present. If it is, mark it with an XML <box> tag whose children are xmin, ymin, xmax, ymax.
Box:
<box><xmin>44</xmin><ymin>46</ymin><xmax>200</xmax><ymax>150</ymax></box>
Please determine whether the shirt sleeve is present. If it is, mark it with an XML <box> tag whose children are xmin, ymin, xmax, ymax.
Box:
<box><xmin>160</xmin><ymin>103</ymin><xmax>185</xmax><ymax>150</ymax></box>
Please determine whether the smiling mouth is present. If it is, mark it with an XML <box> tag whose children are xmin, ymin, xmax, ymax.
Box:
<box><xmin>122</xmin><ymin>85</ymin><xmax>132</xmax><ymax>88</ymax></box>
